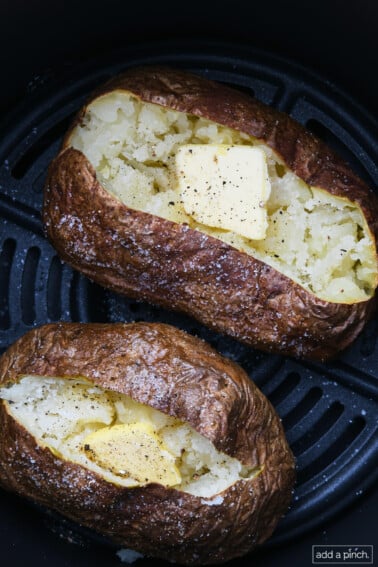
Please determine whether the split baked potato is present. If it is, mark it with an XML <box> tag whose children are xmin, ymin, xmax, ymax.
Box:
<box><xmin>43</xmin><ymin>67</ymin><xmax>378</xmax><ymax>360</ymax></box>
<box><xmin>0</xmin><ymin>322</ymin><xmax>295</xmax><ymax>565</ymax></box>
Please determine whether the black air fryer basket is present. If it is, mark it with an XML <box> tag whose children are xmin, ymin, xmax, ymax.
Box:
<box><xmin>0</xmin><ymin>42</ymin><xmax>377</xmax><ymax>566</ymax></box>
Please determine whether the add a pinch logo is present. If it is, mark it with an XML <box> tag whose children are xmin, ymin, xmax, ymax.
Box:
<box><xmin>312</xmin><ymin>546</ymin><xmax>373</xmax><ymax>564</ymax></box>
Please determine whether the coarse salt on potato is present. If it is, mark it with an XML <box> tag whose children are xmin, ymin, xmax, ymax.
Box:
<box><xmin>44</xmin><ymin>68</ymin><xmax>378</xmax><ymax>360</ymax></box>
<box><xmin>0</xmin><ymin>322</ymin><xmax>295</xmax><ymax>564</ymax></box>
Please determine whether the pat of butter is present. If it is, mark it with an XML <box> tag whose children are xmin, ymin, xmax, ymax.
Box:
<box><xmin>83</xmin><ymin>422</ymin><xmax>181</xmax><ymax>487</ymax></box>
<box><xmin>175</xmin><ymin>144</ymin><xmax>271</xmax><ymax>240</ymax></box>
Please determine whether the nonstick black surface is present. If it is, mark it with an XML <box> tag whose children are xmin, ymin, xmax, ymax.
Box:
<box><xmin>0</xmin><ymin>3</ymin><xmax>377</xmax><ymax>565</ymax></box>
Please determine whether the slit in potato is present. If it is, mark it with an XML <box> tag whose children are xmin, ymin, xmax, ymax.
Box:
<box><xmin>0</xmin><ymin>376</ymin><xmax>259</xmax><ymax>497</ymax></box>
<box><xmin>69</xmin><ymin>92</ymin><xmax>377</xmax><ymax>304</ymax></box>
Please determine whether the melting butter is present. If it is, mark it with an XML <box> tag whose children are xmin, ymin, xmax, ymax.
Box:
<box><xmin>175</xmin><ymin>144</ymin><xmax>271</xmax><ymax>240</ymax></box>
<box><xmin>83</xmin><ymin>422</ymin><xmax>181</xmax><ymax>487</ymax></box>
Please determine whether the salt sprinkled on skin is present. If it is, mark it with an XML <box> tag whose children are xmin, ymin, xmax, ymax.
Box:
<box><xmin>116</xmin><ymin>549</ymin><xmax>144</xmax><ymax>564</ymax></box>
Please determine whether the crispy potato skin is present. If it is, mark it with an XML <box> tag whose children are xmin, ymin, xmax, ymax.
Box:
<box><xmin>0</xmin><ymin>322</ymin><xmax>295</xmax><ymax>565</ymax></box>
<box><xmin>43</xmin><ymin>67</ymin><xmax>378</xmax><ymax>361</ymax></box>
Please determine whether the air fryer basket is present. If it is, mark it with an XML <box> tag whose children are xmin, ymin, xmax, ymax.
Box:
<box><xmin>0</xmin><ymin>41</ymin><xmax>377</xmax><ymax>552</ymax></box>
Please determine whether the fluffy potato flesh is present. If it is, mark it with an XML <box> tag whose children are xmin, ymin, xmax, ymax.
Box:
<box><xmin>0</xmin><ymin>377</ymin><xmax>258</xmax><ymax>497</ymax></box>
<box><xmin>69</xmin><ymin>92</ymin><xmax>377</xmax><ymax>303</ymax></box>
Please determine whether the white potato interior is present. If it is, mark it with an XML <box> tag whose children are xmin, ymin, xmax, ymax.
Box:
<box><xmin>0</xmin><ymin>376</ymin><xmax>258</xmax><ymax>497</ymax></box>
<box><xmin>69</xmin><ymin>92</ymin><xmax>377</xmax><ymax>303</ymax></box>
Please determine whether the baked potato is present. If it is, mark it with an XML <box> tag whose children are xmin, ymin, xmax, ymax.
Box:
<box><xmin>43</xmin><ymin>67</ymin><xmax>378</xmax><ymax>360</ymax></box>
<box><xmin>0</xmin><ymin>322</ymin><xmax>295</xmax><ymax>565</ymax></box>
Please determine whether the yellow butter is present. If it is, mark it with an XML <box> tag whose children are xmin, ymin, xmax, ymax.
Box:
<box><xmin>83</xmin><ymin>422</ymin><xmax>181</xmax><ymax>487</ymax></box>
<box><xmin>175</xmin><ymin>144</ymin><xmax>271</xmax><ymax>240</ymax></box>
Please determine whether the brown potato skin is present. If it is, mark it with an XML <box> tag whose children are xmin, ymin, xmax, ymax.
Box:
<box><xmin>43</xmin><ymin>67</ymin><xmax>378</xmax><ymax>361</ymax></box>
<box><xmin>0</xmin><ymin>322</ymin><xmax>295</xmax><ymax>565</ymax></box>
